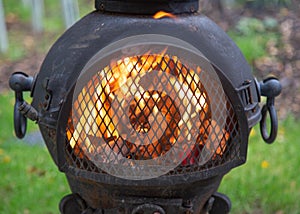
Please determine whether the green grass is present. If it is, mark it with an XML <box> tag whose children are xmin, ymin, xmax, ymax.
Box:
<box><xmin>0</xmin><ymin>92</ymin><xmax>70</xmax><ymax>213</ymax></box>
<box><xmin>0</xmin><ymin>143</ymin><xmax>70</xmax><ymax>214</ymax></box>
<box><xmin>219</xmin><ymin>118</ymin><xmax>300</xmax><ymax>213</ymax></box>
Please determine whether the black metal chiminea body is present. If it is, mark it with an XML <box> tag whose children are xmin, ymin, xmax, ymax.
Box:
<box><xmin>9</xmin><ymin>1</ymin><xmax>281</xmax><ymax>213</ymax></box>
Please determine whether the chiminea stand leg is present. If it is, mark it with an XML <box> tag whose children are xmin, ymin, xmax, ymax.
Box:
<box><xmin>203</xmin><ymin>192</ymin><xmax>231</xmax><ymax>214</ymax></box>
<box><xmin>59</xmin><ymin>192</ymin><xmax>231</xmax><ymax>214</ymax></box>
<box><xmin>59</xmin><ymin>193</ymin><xmax>94</xmax><ymax>214</ymax></box>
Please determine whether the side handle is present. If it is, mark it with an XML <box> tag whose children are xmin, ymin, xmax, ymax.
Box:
<box><xmin>258</xmin><ymin>77</ymin><xmax>282</xmax><ymax>144</ymax></box>
<box><xmin>9</xmin><ymin>72</ymin><xmax>38</xmax><ymax>139</ymax></box>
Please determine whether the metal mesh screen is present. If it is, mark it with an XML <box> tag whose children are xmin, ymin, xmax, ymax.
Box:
<box><xmin>65</xmin><ymin>53</ymin><xmax>240</xmax><ymax>179</ymax></box>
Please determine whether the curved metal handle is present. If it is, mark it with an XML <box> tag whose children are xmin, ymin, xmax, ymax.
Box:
<box><xmin>258</xmin><ymin>77</ymin><xmax>281</xmax><ymax>144</ymax></box>
<box><xmin>260</xmin><ymin>100</ymin><xmax>278</xmax><ymax>144</ymax></box>
<box><xmin>9</xmin><ymin>72</ymin><xmax>35</xmax><ymax>139</ymax></box>
<box><xmin>14</xmin><ymin>97</ymin><xmax>27</xmax><ymax>139</ymax></box>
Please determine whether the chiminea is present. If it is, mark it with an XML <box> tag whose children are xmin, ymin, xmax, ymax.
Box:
<box><xmin>9</xmin><ymin>1</ymin><xmax>282</xmax><ymax>213</ymax></box>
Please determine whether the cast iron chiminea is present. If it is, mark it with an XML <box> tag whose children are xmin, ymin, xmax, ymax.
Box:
<box><xmin>9</xmin><ymin>1</ymin><xmax>281</xmax><ymax>213</ymax></box>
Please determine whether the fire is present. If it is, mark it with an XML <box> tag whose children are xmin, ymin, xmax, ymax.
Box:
<box><xmin>67</xmin><ymin>51</ymin><xmax>229</xmax><ymax>166</ymax></box>
<box><xmin>153</xmin><ymin>11</ymin><xmax>176</xmax><ymax>19</ymax></box>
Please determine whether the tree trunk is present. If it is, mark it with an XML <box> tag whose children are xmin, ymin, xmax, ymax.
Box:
<box><xmin>0</xmin><ymin>0</ymin><xmax>8</xmax><ymax>53</ymax></box>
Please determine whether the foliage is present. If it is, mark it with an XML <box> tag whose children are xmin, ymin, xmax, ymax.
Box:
<box><xmin>236</xmin><ymin>17</ymin><xmax>266</xmax><ymax>35</ymax></box>
<box><xmin>236</xmin><ymin>0</ymin><xmax>292</xmax><ymax>10</ymax></box>
<box><xmin>228</xmin><ymin>17</ymin><xmax>279</xmax><ymax>63</ymax></box>
<box><xmin>1</xmin><ymin>0</ymin><xmax>92</xmax><ymax>61</ymax></box>
<box><xmin>2</xmin><ymin>0</ymin><xmax>31</xmax><ymax>22</ymax></box>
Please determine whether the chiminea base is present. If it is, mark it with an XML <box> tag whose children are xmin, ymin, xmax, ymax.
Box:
<box><xmin>59</xmin><ymin>192</ymin><xmax>231</xmax><ymax>214</ymax></box>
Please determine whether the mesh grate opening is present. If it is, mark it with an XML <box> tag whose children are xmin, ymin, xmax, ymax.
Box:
<box><xmin>65</xmin><ymin>53</ymin><xmax>241</xmax><ymax>179</ymax></box>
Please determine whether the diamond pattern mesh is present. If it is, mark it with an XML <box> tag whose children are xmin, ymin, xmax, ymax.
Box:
<box><xmin>65</xmin><ymin>53</ymin><xmax>240</xmax><ymax>177</ymax></box>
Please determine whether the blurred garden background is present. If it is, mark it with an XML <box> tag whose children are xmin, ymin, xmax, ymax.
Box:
<box><xmin>0</xmin><ymin>0</ymin><xmax>300</xmax><ymax>213</ymax></box>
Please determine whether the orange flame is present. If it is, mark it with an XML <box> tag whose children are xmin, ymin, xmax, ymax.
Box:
<box><xmin>153</xmin><ymin>11</ymin><xmax>176</xmax><ymax>19</ymax></box>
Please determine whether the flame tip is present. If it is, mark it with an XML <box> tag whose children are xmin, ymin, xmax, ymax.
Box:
<box><xmin>153</xmin><ymin>11</ymin><xmax>176</xmax><ymax>19</ymax></box>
